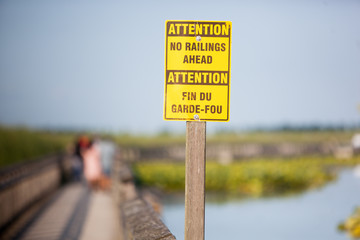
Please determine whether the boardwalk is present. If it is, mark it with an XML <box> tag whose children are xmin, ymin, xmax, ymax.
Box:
<box><xmin>0</xmin><ymin>146</ymin><xmax>176</xmax><ymax>240</ymax></box>
<box><xmin>81</xmin><ymin>188</ymin><xmax>121</xmax><ymax>240</ymax></box>
<box><xmin>4</xmin><ymin>183</ymin><xmax>122</xmax><ymax>240</ymax></box>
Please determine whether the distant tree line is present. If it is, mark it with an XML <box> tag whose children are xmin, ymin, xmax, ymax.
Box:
<box><xmin>270</xmin><ymin>123</ymin><xmax>360</xmax><ymax>132</ymax></box>
<box><xmin>215</xmin><ymin>123</ymin><xmax>360</xmax><ymax>134</ymax></box>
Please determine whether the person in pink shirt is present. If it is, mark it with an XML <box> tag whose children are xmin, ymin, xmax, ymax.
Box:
<box><xmin>81</xmin><ymin>140</ymin><xmax>110</xmax><ymax>190</ymax></box>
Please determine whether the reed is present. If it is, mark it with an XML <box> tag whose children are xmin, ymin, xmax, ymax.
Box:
<box><xmin>0</xmin><ymin>126</ymin><xmax>73</xmax><ymax>167</ymax></box>
<box><xmin>339</xmin><ymin>207</ymin><xmax>360</xmax><ymax>238</ymax></box>
<box><xmin>132</xmin><ymin>157</ymin><xmax>360</xmax><ymax>197</ymax></box>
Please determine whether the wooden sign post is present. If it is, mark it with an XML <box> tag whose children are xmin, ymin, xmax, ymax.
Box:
<box><xmin>185</xmin><ymin>121</ymin><xmax>206</xmax><ymax>240</ymax></box>
<box><xmin>164</xmin><ymin>20</ymin><xmax>232</xmax><ymax>240</ymax></box>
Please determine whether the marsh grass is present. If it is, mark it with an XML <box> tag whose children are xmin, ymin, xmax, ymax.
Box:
<box><xmin>208</xmin><ymin>130</ymin><xmax>355</xmax><ymax>144</ymax></box>
<box><xmin>132</xmin><ymin>157</ymin><xmax>360</xmax><ymax>197</ymax></box>
<box><xmin>0</xmin><ymin>126</ymin><xmax>74</xmax><ymax>167</ymax></box>
<box><xmin>114</xmin><ymin>130</ymin><xmax>356</xmax><ymax>148</ymax></box>
<box><xmin>339</xmin><ymin>207</ymin><xmax>360</xmax><ymax>238</ymax></box>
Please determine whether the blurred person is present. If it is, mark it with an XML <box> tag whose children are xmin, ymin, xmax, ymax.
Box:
<box><xmin>81</xmin><ymin>140</ymin><xmax>111</xmax><ymax>191</ymax></box>
<box><xmin>98</xmin><ymin>138</ymin><xmax>115</xmax><ymax>177</ymax></box>
<box><xmin>71</xmin><ymin>135</ymin><xmax>89</xmax><ymax>181</ymax></box>
<box><xmin>353</xmin><ymin>134</ymin><xmax>360</xmax><ymax>178</ymax></box>
<box><xmin>352</xmin><ymin>134</ymin><xmax>360</xmax><ymax>155</ymax></box>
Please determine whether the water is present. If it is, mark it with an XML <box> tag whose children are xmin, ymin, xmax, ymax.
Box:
<box><xmin>162</xmin><ymin>169</ymin><xmax>360</xmax><ymax>240</ymax></box>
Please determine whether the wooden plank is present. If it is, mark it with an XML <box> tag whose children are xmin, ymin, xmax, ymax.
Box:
<box><xmin>185</xmin><ymin>121</ymin><xmax>206</xmax><ymax>240</ymax></box>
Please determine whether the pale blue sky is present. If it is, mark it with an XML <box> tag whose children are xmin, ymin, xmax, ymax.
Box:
<box><xmin>0</xmin><ymin>0</ymin><xmax>359</xmax><ymax>133</ymax></box>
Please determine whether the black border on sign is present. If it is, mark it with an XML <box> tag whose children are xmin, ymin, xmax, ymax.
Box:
<box><xmin>164</xmin><ymin>20</ymin><xmax>231</xmax><ymax>122</ymax></box>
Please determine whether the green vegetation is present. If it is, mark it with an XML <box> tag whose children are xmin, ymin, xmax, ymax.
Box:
<box><xmin>339</xmin><ymin>207</ymin><xmax>360</xmax><ymax>238</ymax></box>
<box><xmin>114</xmin><ymin>133</ymin><xmax>186</xmax><ymax>148</ymax></box>
<box><xmin>208</xmin><ymin>130</ymin><xmax>355</xmax><ymax>144</ymax></box>
<box><xmin>114</xmin><ymin>130</ymin><xmax>357</xmax><ymax>148</ymax></box>
<box><xmin>1</xmin><ymin>124</ymin><xmax>358</xmax><ymax>175</ymax></box>
<box><xmin>132</xmin><ymin>157</ymin><xmax>360</xmax><ymax>197</ymax></box>
<box><xmin>0</xmin><ymin>126</ymin><xmax>74</xmax><ymax>168</ymax></box>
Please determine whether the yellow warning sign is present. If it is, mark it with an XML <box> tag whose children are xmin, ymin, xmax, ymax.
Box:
<box><xmin>164</xmin><ymin>20</ymin><xmax>232</xmax><ymax>121</ymax></box>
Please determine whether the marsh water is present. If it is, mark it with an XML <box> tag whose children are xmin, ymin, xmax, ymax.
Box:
<box><xmin>162</xmin><ymin>169</ymin><xmax>360</xmax><ymax>240</ymax></box>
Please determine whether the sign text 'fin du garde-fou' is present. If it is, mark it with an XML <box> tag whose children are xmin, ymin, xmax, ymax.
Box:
<box><xmin>164</xmin><ymin>20</ymin><xmax>232</xmax><ymax>122</ymax></box>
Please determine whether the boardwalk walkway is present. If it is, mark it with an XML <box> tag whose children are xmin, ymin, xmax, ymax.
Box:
<box><xmin>6</xmin><ymin>182</ymin><xmax>121</xmax><ymax>240</ymax></box>
<box><xmin>80</xmin><ymin>188</ymin><xmax>121</xmax><ymax>240</ymax></box>
<box><xmin>0</xmin><ymin>147</ymin><xmax>176</xmax><ymax>240</ymax></box>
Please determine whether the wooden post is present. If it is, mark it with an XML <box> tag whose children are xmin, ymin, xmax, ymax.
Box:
<box><xmin>185</xmin><ymin>121</ymin><xmax>206</xmax><ymax>240</ymax></box>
